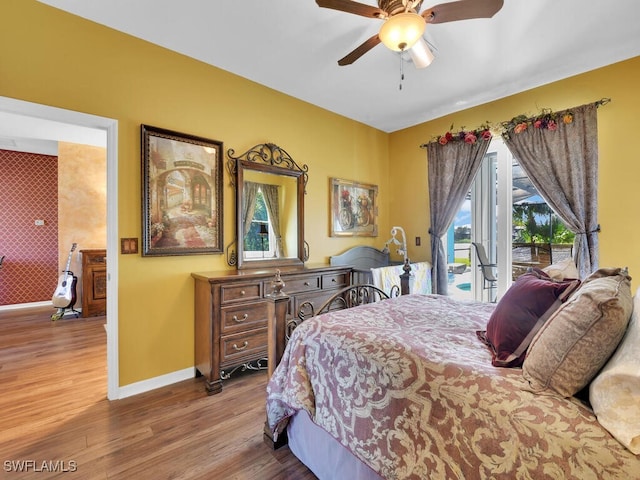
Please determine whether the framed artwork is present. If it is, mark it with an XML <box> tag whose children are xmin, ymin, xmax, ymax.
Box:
<box><xmin>330</xmin><ymin>178</ymin><xmax>378</xmax><ymax>237</ymax></box>
<box><xmin>141</xmin><ymin>125</ymin><xmax>223</xmax><ymax>256</ymax></box>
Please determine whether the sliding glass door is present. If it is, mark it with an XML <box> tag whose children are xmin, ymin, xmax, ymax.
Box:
<box><xmin>450</xmin><ymin>137</ymin><xmax>574</xmax><ymax>302</ymax></box>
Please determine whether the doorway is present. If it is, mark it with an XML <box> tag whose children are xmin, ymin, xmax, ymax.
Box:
<box><xmin>0</xmin><ymin>96</ymin><xmax>119</xmax><ymax>400</ymax></box>
<box><xmin>449</xmin><ymin>137</ymin><xmax>574</xmax><ymax>302</ymax></box>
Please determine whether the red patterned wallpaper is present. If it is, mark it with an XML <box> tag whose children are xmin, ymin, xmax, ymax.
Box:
<box><xmin>0</xmin><ymin>149</ymin><xmax>59</xmax><ymax>305</ymax></box>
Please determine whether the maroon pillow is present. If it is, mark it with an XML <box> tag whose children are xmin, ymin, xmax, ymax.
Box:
<box><xmin>477</xmin><ymin>268</ymin><xmax>580</xmax><ymax>368</ymax></box>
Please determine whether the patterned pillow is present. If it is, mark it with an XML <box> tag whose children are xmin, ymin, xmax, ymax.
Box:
<box><xmin>523</xmin><ymin>267</ymin><xmax>633</xmax><ymax>397</ymax></box>
<box><xmin>589</xmin><ymin>287</ymin><xmax>640</xmax><ymax>454</ymax></box>
<box><xmin>542</xmin><ymin>257</ymin><xmax>579</xmax><ymax>280</ymax></box>
<box><xmin>477</xmin><ymin>269</ymin><xmax>580</xmax><ymax>368</ymax></box>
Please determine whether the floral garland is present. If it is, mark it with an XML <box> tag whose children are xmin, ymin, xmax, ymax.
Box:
<box><xmin>501</xmin><ymin>108</ymin><xmax>574</xmax><ymax>138</ymax></box>
<box><xmin>433</xmin><ymin>123</ymin><xmax>493</xmax><ymax>146</ymax></box>
<box><xmin>429</xmin><ymin>108</ymin><xmax>574</xmax><ymax>147</ymax></box>
<box><xmin>425</xmin><ymin>101</ymin><xmax>609</xmax><ymax>148</ymax></box>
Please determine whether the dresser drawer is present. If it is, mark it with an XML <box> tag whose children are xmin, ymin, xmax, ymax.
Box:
<box><xmin>86</xmin><ymin>254</ymin><xmax>107</xmax><ymax>265</ymax></box>
<box><xmin>220</xmin><ymin>301</ymin><xmax>268</xmax><ymax>334</ymax></box>
<box><xmin>220</xmin><ymin>282</ymin><xmax>262</xmax><ymax>304</ymax></box>
<box><xmin>220</xmin><ymin>328</ymin><xmax>267</xmax><ymax>366</ymax></box>
<box><xmin>294</xmin><ymin>290</ymin><xmax>346</xmax><ymax>317</ymax></box>
<box><xmin>322</xmin><ymin>272</ymin><xmax>349</xmax><ymax>290</ymax></box>
<box><xmin>283</xmin><ymin>274</ymin><xmax>322</xmax><ymax>293</ymax></box>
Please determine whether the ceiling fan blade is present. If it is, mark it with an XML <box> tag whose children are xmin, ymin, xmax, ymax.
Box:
<box><xmin>410</xmin><ymin>38</ymin><xmax>434</xmax><ymax>69</ymax></box>
<box><xmin>316</xmin><ymin>0</ymin><xmax>386</xmax><ymax>19</ymax></box>
<box><xmin>422</xmin><ymin>0</ymin><xmax>503</xmax><ymax>24</ymax></box>
<box><xmin>338</xmin><ymin>34</ymin><xmax>382</xmax><ymax>66</ymax></box>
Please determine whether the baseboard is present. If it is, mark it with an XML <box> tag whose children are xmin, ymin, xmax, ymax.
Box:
<box><xmin>0</xmin><ymin>301</ymin><xmax>51</xmax><ymax>311</ymax></box>
<box><xmin>116</xmin><ymin>367</ymin><xmax>195</xmax><ymax>399</ymax></box>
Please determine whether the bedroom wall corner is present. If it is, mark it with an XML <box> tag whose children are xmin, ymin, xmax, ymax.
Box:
<box><xmin>388</xmin><ymin>56</ymin><xmax>640</xmax><ymax>294</ymax></box>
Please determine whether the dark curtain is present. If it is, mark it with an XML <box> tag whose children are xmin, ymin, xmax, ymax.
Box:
<box><xmin>503</xmin><ymin>103</ymin><xmax>600</xmax><ymax>278</ymax></box>
<box><xmin>426</xmin><ymin>140</ymin><xmax>490</xmax><ymax>294</ymax></box>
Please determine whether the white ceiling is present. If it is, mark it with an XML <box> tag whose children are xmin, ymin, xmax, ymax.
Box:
<box><xmin>29</xmin><ymin>0</ymin><xmax>640</xmax><ymax>132</ymax></box>
<box><xmin>0</xmin><ymin>110</ymin><xmax>106</xmax><ymax>155</ymax></box>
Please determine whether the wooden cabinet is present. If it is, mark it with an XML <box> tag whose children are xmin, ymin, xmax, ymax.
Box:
<box><xmin>192</xmin><ymin>264</ymin><xmax>351</xmax><ymax>395</ymax></box>
<box><xmin>80</xmin><ymin>249</ymin><xmax>107</xmax><ymax>318</ymax></box>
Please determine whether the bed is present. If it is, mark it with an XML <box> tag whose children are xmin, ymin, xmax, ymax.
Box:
<box><xmin>329</xmin><ymin>245</ymin><xmax>432</xmax><ymax>296</ymax></box>
<box><xmin>265</xmin><ymin>262</ymin><xmax>640</xmax><ymax>479</ymax></box>
<box><xmin>330</xmin><ymin>244</ymin><xmax>395</xmax><ymax>285</ymax></box>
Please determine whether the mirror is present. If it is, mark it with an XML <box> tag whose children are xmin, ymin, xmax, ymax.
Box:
<box><xmin>227</xmin><ymin>143</ymin><xmax>307</xmax><ymax>270</ymax></box>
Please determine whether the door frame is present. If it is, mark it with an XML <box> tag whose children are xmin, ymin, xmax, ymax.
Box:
<box><xmin>0</xmin><ymin>95</ymin><xmax>119</xmax><ymax>400</ymax></box>
<box><xmin>494</xmin><ymin>138</ymin><xmax>514</xmax><ymax>298</ymax></box>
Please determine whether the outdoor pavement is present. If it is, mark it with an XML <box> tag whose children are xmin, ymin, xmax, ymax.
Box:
<box><xmin>448</xmin><ymin>266</ymin><xmax>473</xmax><ymax>301</ymax></box>
<box><xmin>449</xmin><ymin>243</ymin><xmax>474</xmax><ymax>301</ymax></box>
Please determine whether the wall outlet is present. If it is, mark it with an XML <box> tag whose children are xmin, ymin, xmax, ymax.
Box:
<box><xmin>34</xmin><ymin>219</ymin><xmax>45</xmax><ymax>226</ymax></box>
<box><xmin>415</xmin><ymin>236</ymin><xmax>421</xmax><ymax>246</ymax></box>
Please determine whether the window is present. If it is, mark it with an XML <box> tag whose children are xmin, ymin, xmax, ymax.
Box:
<box><xmin>243</xmin><ymin>188</ymin><xmax>275</xmax><ymax>258</ymax></box>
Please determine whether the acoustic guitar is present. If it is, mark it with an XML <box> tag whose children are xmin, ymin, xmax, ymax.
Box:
<box><xmin>52</xmin><ymin>243</ymin><xmax>78</xmax><ymax>309</ymax></box>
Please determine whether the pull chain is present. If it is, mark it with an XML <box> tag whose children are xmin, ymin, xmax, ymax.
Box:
<box><xmin>399</xmin><ymin>51</ymin><xmax>405</xmax><ymax>91</ymax></box>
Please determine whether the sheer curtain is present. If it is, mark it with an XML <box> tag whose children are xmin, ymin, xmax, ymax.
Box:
<box><xmin>426</xmin><ymin>140</ymin><xmax>490</xmax><ymax>294</ymax></box>
<box><xmin>503</xmin><ymin>102</ymin><xmax>601</xmax><ymax>278</ymax></box>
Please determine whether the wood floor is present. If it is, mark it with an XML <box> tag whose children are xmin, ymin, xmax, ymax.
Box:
<box><xmin>0</xmin><ymin>306</ymin><xmax>316</xmax><ymax>479</ymax></box>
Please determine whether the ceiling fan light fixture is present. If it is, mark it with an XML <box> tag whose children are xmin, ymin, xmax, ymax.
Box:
<box><xmin>379</xmin><ymin>12</ymin><xmax>426</xmax><ymax>52</ymax></box>
<box><xmin>409</xmin><ymin>38</ymin><xmax>434</xmax><ymax>68</ymax></box>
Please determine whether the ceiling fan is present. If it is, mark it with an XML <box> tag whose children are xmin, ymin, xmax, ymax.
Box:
<box><xmin>316</xmin><ymin>0</ymin><xmax>504</xmax><ymax>68</ymax></box>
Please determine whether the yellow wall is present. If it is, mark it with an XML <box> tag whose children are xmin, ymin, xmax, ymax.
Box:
<box><xmin>1</xmin><ymin>1</ymin><xmax>390</xmax><ymax>386</ymax></box>
<box><xmin>3</xmin><ymin>2</ymin><xmax>638</xmax><ymax>388</ymax></box>
<box><xmin>389</xmin><ymin>56</ymin><xmax>640</xmax><ymax>294</ymax></box>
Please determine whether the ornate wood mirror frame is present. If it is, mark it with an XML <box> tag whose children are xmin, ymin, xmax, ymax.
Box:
<box><xmin>227</xmin><ymin>143</ymin><xmax>308</xmax><ymax>270</ymax></box>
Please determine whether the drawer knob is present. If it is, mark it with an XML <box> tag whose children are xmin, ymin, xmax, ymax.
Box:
<box><xmin>232</xmin><ymin>341</ymin><xmax>249</xmax><ymax>351</ymax></box>
<box><xmin>331</xmin><ymin>278</ymin><xmax>337</xmax><ymax>283</ymax></box>
<box><xmin>232</xmin><ymin>314</ymin><xmax>248</xmax><ymax>323</ymax></box>
<box><xmin>304</xmin><ymin>281</ymin><xmax>310</xmax><ymax>286</ymax></box>
<box><xmin>240</xmin><ymin>290</ymin><xmax>245</xmax><ymax>296</ymax></box>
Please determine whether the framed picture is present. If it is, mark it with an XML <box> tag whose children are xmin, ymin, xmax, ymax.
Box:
<box><xmin>141</xmin><ymin>125</ymin><xmax>223</xmax><ymax>256</ymax></box>
<box><xmin>330</xmin><ymin>178</ymin><xmax>378</xmax><ymax>237</ymax></box>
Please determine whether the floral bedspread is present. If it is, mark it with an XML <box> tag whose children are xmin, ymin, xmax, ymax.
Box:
<box><xmin>266</xmin><ymin>294</ymin><xmax>640</xmax><ymax>479</ymax></box>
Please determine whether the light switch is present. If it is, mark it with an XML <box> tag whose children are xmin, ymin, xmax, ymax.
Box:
<box><xmin>121</xmin><ymin>237</ymin><xmax>139</xmax><ymax>254</ymax></box>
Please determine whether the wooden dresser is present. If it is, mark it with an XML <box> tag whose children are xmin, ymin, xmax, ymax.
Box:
<box><xmin>192</xmin><ymin>264</ymin><xmax>351</xmax><ymax>395</ymax></box>
<box><xmin>80</xmin><ymin>249</ymin><xmax>107</xmax><ymax>318</ymax></box>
